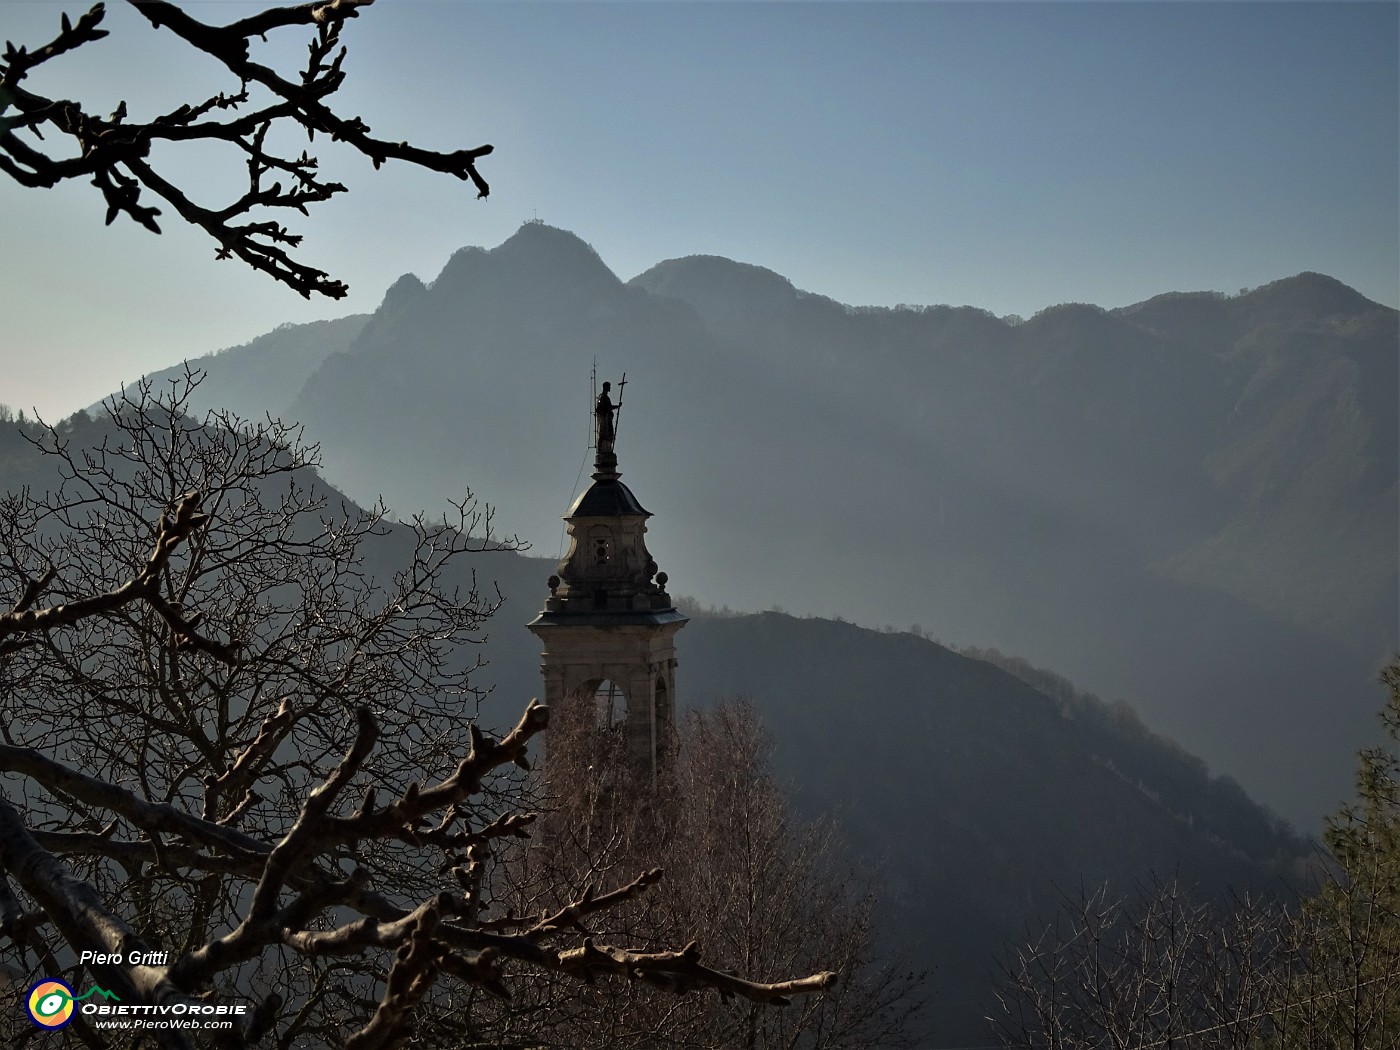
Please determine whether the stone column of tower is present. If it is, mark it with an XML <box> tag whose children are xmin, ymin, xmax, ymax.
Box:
<box><xmin>527</xmin><ymin>382</ymin><xmax>687</xmax><ymax>777</ymax></box>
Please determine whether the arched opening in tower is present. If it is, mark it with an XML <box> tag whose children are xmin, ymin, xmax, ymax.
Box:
<box><xmin>592</xmin><ymin>678</ymin><xmax>627</xmax><ymax>730</ymax></box>
<box><xmin>654</xmin><ymin>676</ymin><xmax>669</xmax><ymax>731</ymax></box>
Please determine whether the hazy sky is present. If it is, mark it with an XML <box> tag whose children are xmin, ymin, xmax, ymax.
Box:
<box><xmin>2</xmin><ymin>1</ymin><xmax>1396</xmax><ymax>419</ymax></box>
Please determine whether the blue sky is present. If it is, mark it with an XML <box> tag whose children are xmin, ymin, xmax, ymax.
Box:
<box><xmin>2</xmin><ymin>1</ymin><xmax>1396</xmax><ymax>418</ymax></box>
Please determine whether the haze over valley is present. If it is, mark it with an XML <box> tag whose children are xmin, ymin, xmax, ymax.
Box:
<box><xmin>117</xmin><ymin>222</ymin><xmax>1399</xmax><ymax>835</ymax></box>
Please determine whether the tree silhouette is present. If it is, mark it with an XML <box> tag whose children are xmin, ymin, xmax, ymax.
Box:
<box><xmin>0</xmin><ymin>1</ymin><xmax>492</xmax><ymax>298</ymax></box>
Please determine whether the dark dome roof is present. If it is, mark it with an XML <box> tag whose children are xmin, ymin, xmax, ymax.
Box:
<box><xmin>566</xmin><ymin>477</ymin><xmax>650</xmax><ymax>519</ymax></box>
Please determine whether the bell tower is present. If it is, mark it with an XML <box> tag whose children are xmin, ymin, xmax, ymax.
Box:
<box><xmin>527</xmin><ymin>380</ymin><xmax>687</xmax><ymax>776</ymax></box>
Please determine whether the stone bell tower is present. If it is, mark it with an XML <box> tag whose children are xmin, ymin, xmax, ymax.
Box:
<box><xmin>527</xmin><ymin>380</ymin><xmax>687</xmax><ymax>776</ymax></box>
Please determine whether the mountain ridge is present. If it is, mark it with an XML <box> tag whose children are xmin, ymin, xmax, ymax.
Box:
<box><xmin>95</xmin><ymin>222</ymin><xmax>1398</xmax><ymax>830</ymax></box>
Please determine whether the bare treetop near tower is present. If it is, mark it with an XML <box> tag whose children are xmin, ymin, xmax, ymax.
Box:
<box><xmin>0</xmin><ymin>0</ymin><xmax>493</xmax><ymax>298</ymax></box>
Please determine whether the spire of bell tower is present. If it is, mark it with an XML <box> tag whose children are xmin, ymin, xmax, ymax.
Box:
<box><xmin>528</xmin><ymin>377</ymin><xmax>686</xmax><ymax>776</ymax></box>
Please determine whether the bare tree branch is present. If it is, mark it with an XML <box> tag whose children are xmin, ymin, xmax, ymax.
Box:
<box><xmin>0</xmin><ymin>1</ymin><xmax>493</xmax><ymax>297</ymax></box>
<box><xmin>0</xmin><ymin>489</ymin><xmax>234</xmax><ymax>663</ymax></box>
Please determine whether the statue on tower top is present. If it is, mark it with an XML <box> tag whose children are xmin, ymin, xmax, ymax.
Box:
<box><xmin>595</xmin><ymin>381</ymin><xmax>618</xmax><ymax>456</ymax></box>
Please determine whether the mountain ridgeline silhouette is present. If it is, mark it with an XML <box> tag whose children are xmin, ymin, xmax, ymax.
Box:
<box><xmin>127</xmin><ymin>222</ymin><xmax>1397</xmax><ymax>830</ymax></box>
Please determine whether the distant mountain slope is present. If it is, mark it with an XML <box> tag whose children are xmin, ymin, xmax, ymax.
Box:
<box><xmin>91</xmin><ymin>314</ymin><xmax>369</xmax><ymax>422</ymax></box>
<box><xmin>631</xmin><ymin>258</ymin><xmax>1396</xmax><ymax>652</ymax></box>
<box><xmin>680</xmin><ymin>611</ymin><xmax>1314</xmax><ymax>1039</ymax></box>
<box><xmin>88</xmin><ymin>223</ymin><xmax>1398</xmax><ymax>829</ymax></box>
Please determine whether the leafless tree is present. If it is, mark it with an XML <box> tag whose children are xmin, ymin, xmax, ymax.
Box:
<box><xmin>993</xmin><ymin>662</ymin><xmax>1400</xmax><ymax>1049</ymax></box>
<box><xmin>0</xmin><ymin>376</ymin><xmax>835</xmax><ymax>1049</ymax></box>
<box><xmin>1</xmin><ymin>0</ymin><xmax>492</xmax><ymax>298</ymax></box>
<box><xmin>463</xmin><ymin>697</ymin><xmax>926</xmax><ymax>1049</ymax></box>
<box><xmin>991</xmin><ymin>878</ymin><xmax>1296</xmax><ymax>1050</ymax></box>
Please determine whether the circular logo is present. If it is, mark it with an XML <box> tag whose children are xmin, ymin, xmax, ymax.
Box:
<box><xmin>26</xmin><ymin>980</ymin><xmax>75</xmax><ymax>1029</ymax></box>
